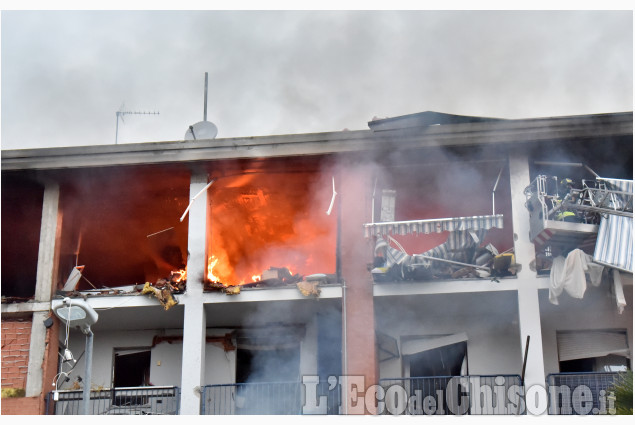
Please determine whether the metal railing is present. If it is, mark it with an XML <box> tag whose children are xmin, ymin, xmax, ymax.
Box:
<box><xmin>200</xmin><ymin>380</ymin><xmax>341</xmax><ymax>415</ymax></box>
<box><xmin>45</xmin><ymin>386</ymin><xmax>180</xmax><ymax>415</ymax></box>
<box><xmin>524</xmin><ymin>175</ymin><xmax>633</xmax><ymax>224</ymax></box>
<box><xmin>546</xmin><ymin>372</ymin><xmax>620</xmax><ymax>415</ymax></box>
<box><xmin>378</xmin><ymin>375</ymin><xmax>524</xmax><ymax>415</ymax></box>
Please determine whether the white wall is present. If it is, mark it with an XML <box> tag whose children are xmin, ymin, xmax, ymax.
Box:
<box><xmin>376</xmin><ymin>295</ymin><xmax>522</xmax><ymax>380</ymax></box>
<box><xmin>374</xmin><ymin>274</ymin><xmax>632</xmax><ymax>382</ymax></box>
<box><xmin>62</xmin><ymin>329</ymin><xmax>162</xmax><ymax>389</ymax></box>
<box><xmin>539</xmin><ymin>278</ymin><xmax>633</xmax><ymax>375</ymax></box>
<box><xmin>204</xmin><ymin>329</ymin><xmax>237</xmax><ymax>385</ymax></box>
<box><xmin>150</xmin><ymin>337</ymin><xmax>184</xmax><ymax>386</ymax></box>
<box><xmin>60</xmin><ymin>317</ymin><xmax>320</xmax><ymax>390</ymax></box>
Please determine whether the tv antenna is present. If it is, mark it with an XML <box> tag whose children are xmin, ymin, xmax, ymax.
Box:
<box><xmin>115</xmin><ymin>104</ymin><xmax>160</xmax><ymax>144</ymax></box>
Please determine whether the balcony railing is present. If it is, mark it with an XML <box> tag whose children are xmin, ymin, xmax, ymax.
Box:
<box><xmin>45</xmin><ymin>386</ymin><xmax>180</xmax><ymax>415</ymax></box>
<box><xmin>378</xmin><ymin>375</ymin><xmax>524</xmax><ymax>415</ymax></box>
<box><xmin>546</xmin><ymin>372</ymin><xmax>621</xmax><ymax>415</ymax></box>
<box><xmin>200</xmin><ymin>381</ymin><xmax>341</xmax><ymax>415</ymax></box>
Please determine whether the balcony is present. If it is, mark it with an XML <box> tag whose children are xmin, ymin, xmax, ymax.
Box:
<box><xmin>378</xmin><ymin>375</ymin><xmax>524</xmax><ymax>415</ymax></box>
<box><xmin>546</xmin><ymin>372</ymin><xmax>622</xmax><ymax>415</ymax></box>
<box><xmin>525</xmin><ymin>175</ymin><xmax>632</xmax><ymax>251</ymax></box>
<box><xmin>45</xmin><ymin>386</ymin><xmax>180</xmax><ymax>415</ymax></box>
<box><xmin>200</xmin><ymin>381</ymin><xmax>341</xmax><ymax>415</ymax></box>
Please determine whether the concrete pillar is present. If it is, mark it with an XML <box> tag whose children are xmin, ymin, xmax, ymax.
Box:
<box><xmin>339</xmin><ymin>162</ymin><xmax>377</xmax><ymax>414</ymax></box>
<box><xmin>26</xmin><ymin>181</ymin><xmax>61</xmax><ymax>397</ymax></box>
<box><xmin>179</xmin><ymin>172</ymin><xmax>208</xmax><ymax>414</ymax></box>
<box><xmin>34</xmin><ymin>181</ymin><xmax>61</xmax><ymax>302</ymax></box>
<box><xmin>508</xmin><ymin>151</ymin><xmax>546</xmax><ymax>399</ymax></box>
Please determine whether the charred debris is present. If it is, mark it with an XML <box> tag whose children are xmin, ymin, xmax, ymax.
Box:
<box><xmin>55</xmin><ymin>266</ymin><xmax>333</xmax><ymax>311</ymax></box>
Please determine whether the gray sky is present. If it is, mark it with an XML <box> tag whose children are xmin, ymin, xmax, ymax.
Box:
<box><xmin>1</xmin><ymin>9</ymin><xmax>633</xmax><ymax>150</ymax></box>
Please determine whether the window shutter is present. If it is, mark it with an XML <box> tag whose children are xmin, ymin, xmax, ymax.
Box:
<box><xmin>402</xmin><ymin>332</ymin><xmax>468</xmax><ymax>356</ymax></box>
<box><xmin>557</xmin><ymin>330</ymin><xmax>629</xmax><ymax>362</ymax></box>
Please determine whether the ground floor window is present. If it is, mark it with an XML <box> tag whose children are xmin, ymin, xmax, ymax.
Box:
<box><xmin>113</xmin><ymin>348</ymin><xmax>151</xmax><ymax>387</ymax></box>
<box><xmin>234</xmin><ymin>340</ymin><xmax>302</xmax><ymax>414</ymax></box>
<box><xmin>402</xmin><ymin>333</ymin><xmax>469</xmax><ymax>377</ymax></box>
<box><xmin>557</xmin><ymin>330</ymin><xmax>630</xmax><ymax>372</ymax></box>
<box><xmin>399</xmin><ymin>334</ymin><xmax>469</xmax><ymax>415</ymax></box>
<box><xmin>235</xmin><ymin>344</ymin><xmax>300</xmax><ymax>383</ymax></box>
<box><xmin>408</xmin><ymin>342</ymin><xmax>468</xmax><ymax>377</ymax></box>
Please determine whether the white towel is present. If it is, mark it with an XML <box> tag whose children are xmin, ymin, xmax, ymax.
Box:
<box><xmin>549</xmin><ymin>249</ymin><xmax>604</xmax><ymax>305</ymax></box>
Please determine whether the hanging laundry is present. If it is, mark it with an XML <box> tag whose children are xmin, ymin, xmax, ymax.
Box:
<box><xmin>549</xmin><ymin>249</ymin><xmax>604</xmax><ymax>305</ymax></box>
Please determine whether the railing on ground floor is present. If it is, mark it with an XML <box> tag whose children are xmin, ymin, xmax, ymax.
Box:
<box><xmin>546</xmin><ymin>372</ymin><xmax>621</xmax><ymax>415</ymax></box>
<box><xmin>378</xmin><ymin>375</ymin><xmax>524</xmax><ymax>415</ymax></box>
<box><xmin>200</xmin><ymin>380</ymin><xmax>341</xmax><ymax>415</ymax></box>
<box><xmin>45</xmin><ymin>386</ymin><xmax>180</xmax><ymax>415</ymax></box>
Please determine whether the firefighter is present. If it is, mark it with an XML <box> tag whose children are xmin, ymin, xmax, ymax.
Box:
<box><xmin>555</xmin><ymin>178</ymin><xmax>582</xmax><ymax>222</ymax></box>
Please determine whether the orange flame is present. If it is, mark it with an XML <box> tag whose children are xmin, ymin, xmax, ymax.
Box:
<box><xmin>207</xmin><ymin>170</ymin><xmax>336</xmax><ymax>286</ymax></box>
<box><xmin>207</xmin><ymin>256</ymin><xmax>221</xmax><ymax>283</ymax></box>
<box><xmin>172</xmin><ymin>268</ymin><xmax>187</xmax><ymax>282</ymax></box>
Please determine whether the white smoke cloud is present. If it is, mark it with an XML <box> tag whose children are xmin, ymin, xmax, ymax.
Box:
<box><xmin>1</xmin><ymin>10</ymin><xmax>632</xmax><ymax>149</ymax></box>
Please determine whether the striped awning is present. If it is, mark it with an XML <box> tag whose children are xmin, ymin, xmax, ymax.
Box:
<box><xmin>364</xmin><ymin>214</ymin><xmax>504</xmax><ymax>238</ymax></box>
<box><xmin>592</xmin><ymin>177</ymin><xmax>633</xmax><ymax>273</ymax></box>
<box><xmin>598</xmin><ymin>177</ymin><xmax>633</xmax><ymax>194</ymax></box>
<box><xmin>596</xmin><ymin>177</ymin><xmax>633</xmax><ymax>211</ymax></box>
<box><xmin>593</xmin><ymin>214</ymin><xmax>633</xmax><ymax>273</ymax></box>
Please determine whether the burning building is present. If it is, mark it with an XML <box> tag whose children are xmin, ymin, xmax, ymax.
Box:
<box><xmin>1</xmin><ymin>111</ymin><xmax>632</xmax><ymax>415</ymax></box>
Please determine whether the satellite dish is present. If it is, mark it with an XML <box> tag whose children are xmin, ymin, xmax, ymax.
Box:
<box><xmin>184</xmin><ymin>120</ymin><xmax>218</xmax><ymax>140</ymax></box>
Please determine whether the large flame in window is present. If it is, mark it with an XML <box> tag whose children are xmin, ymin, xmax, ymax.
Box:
<box><xmin>206</xmin><ymin>167</ymin><xmax>336</xmax><ymax>287</ymax></box>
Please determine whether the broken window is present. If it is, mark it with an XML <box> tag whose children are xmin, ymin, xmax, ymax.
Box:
<box><xmin>234</xmin><ymin>335</ymin><xmax>302</xmax><ymax>415</ymax></box>
<box><xmin>204</xmin><ymin>157</ymin><xmax>338</xmax><ymax>293</ymax></box>
<box><xmin>401</xmin><ymin>334</ymin><xmax>469</xmax><ymax>415</ymax></box>
<box><xmin>55</xmin><ymin>165</ymin><xmax>190</xmax><ymax>293</ymax></box>
<box><xmin>113</xmin><ymin>348</ymin><xmax>152</xmax><ymax>387</ymax></box>
<box><xmin>1</xmin><ymin>174</ymin><xmax>44</xmax><ymax>299</ymax></box>
<box><xmin>557</xmin><ymin>330</ymin><xmax>630</xmax><ymax>373</ymax></box>
<box><xmin>408</xmin><ymin>342</ymin><xmax>468</xmax><ymax>377</ymax></box>
<box><xmin>402</xmin><ymin>334</ymin><xmax>469</xmax><ymax>377</ymax></box>
<box><xmin>236</xmin><ymin>344</ymin><xmax>300</xmax><ymax>384</ymax></box>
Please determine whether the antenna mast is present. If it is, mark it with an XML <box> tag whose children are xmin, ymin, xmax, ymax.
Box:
<box><xmin>183</xmin><ymin>72</ymin><xmax>217</xmax><ymax>140</ymax></box>
<box><xmin>115</xmin><ymin>106</ymin><xmax>160</xmax><ymax>144</ymax></box>
<box><xmin>204</xmin><ymin>72</ymin><xmax>208</xmax><ymax>122</ymax></box>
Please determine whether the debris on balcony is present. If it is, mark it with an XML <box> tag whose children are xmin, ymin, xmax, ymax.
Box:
<box><xmin>62</xmin><ymin>266</ymin><xmax>85</xmax><ymax>291</ymax></box>
<box><xmin>1</xmin><ymin>295</ymin><xmax>35</xmax><ymax>304</ymax></box>
<box><xmin>141</xmin><ymin>282</ymin><xmax>178</xmax><ymax>310</ymax></box>
<box><xmin>491</xmin><ymin>252</ymin><xmax>522</xmax><ymax>276</ymax></box>
<box><xmin>205</xmin><ymin>266</ymin><xmax>334</xmax><ymax>295</ymax></box>
<box><xmin>297</xmin><ymin>274</ymin><xmax>325</xmax><ymax>297</ymax></box>
<box><xmin>297</xmin><ymin>281</ymin><xmax>320</xmax><ymax>297</ymax></box>
<box><xmin>167</xmin><ymin>269</ymin><xmax>187</xmax><ymax>293</ymax></box>
<box><xmin>224</xmin><ymin>286</ymin><xmax>241</xmax><ymax>295</ymax></box>
<box><xmin>258</xmin><ymin>267</ymin><xmax>303</xmax><ymax>286</ymax></box>
<box><xmin>205</xmin><ymin>281</ymin><xmax>243</xmax><ymax>294</ymax></box>
<box><xmin>370</xmin><ymin>216</ymin><xmax>511</xmax><ymax>282</ymax></box>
